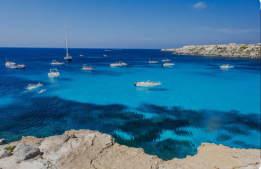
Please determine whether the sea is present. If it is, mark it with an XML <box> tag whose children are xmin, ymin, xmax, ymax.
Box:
<box><xmin>0</xmin><ymin>48</ymin><xmax>260</xmax><ymax>160</ymax></box>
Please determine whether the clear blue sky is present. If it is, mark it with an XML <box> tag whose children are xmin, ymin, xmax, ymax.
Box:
<box><xmin>0</xmin><ymin>0</ymin><xmax>260</xmax><ymax>49</ymax></box>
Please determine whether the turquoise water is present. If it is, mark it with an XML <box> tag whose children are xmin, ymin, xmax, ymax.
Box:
<box><xmin>0</xmin><ymin>48</ymin><xmax>260</xmax><ymax>160</ymax></box>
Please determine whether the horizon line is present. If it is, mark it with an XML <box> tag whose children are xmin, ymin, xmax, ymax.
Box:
<box><xmin>0</xmin><ymin>47</ymin><xmax>162</xmax><ymax>50</ymax></box>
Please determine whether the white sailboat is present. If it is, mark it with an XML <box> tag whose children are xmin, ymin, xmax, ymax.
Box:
<box><xmin>64</xmin><ymin>22</ymin><xmax>72</xmax><ymax>62</ymax></box>
<box><xmin>5</xmin><ymin>58</ymin><xmax>16</xmax><ymax>67</ymax></box>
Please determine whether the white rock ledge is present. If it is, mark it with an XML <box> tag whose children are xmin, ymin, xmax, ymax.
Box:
<box><xmin>0</xmin><ymin>129</ymin><xmax>260</xmax><ymax>169</ymax></box>
<box><xmin>161</xmin><ymin>43</ymin><xmax>261</xmax><ymax>58</ymax></box>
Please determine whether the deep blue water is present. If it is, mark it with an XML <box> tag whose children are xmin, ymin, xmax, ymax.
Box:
<box><xmin>0</xmin><ymin>48</ymin><xmax>260</xmax><ymax>160</ymax></box>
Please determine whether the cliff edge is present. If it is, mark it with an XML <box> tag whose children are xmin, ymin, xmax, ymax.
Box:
<box><xmin>161</xmin><ymin>43</ymin><xmax>261</xmax><ymax>58</ymax></box>
<box><xmin>0</xmin><ymin>129</ymin><xmax>260</xmax><ymax>169</ymax></box>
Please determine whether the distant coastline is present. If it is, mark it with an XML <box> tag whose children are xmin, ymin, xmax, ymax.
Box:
<box><xmin>161</xmin><ymin>43</ymin><xmax>261</xmax><ymax>58</ymax></box>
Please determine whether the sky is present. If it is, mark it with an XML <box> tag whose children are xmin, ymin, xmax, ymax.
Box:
<box><xmin>0</xmin><ymin>0</ymin><xmax>260</xmax><ymax>49</ymax></box>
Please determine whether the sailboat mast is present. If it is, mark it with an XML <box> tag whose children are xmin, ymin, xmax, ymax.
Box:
<box><xmin>65</xmin><ymin>21</ymin><xmax>68</xmax><ymax>57</ymax></box>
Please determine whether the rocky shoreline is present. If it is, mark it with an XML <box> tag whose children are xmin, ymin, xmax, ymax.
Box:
<box><xmin>0</xmin><ymin>129</ymin><xmax>260</xmax><ymax>169</ymax></box>
<box><xmin>161</xmin><ymin>43</ymin><xmax>261</xmax><ymax>58</ymax></box>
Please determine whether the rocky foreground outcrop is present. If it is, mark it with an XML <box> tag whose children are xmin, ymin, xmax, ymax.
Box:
<box><xmin>0</xmin><ymin>129</ymin><xmax>260</xmax><ymax>169</ymax></box>
<box><xmin>161</xmin><ymin>43</ymin><xmax>261</xmax><ymax>58</ymax></box>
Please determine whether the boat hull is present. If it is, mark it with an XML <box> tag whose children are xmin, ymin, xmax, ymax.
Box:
<box><xmin>220</xmin><ymin>66</ymin><xmax>234</xmax><ymax>69</ymax></box>
<box><xmin>65</xmin><ymin>58</ymin><xmax>72</xmax><ymax>62</ymax></box>
<box><xmin>134</xmin><ymin>82</ymin><xmax>161</xmax><ymax>87</ymax></box>
<box><xmin>82</xmin><ymin>68</ymin><xmax>94</xmax><ymax>71</ymax></box>
<box><xmin>48</xmin><ymin>73</ymin><xmax>60</xmax><ymax>78</ymax></box>
<box><xmin>51</xmin><ymin>63</ymin><xmax>65</xmax><ymax>65</ymax></box>
<box><xmin>10</xmin><ymin>65</ymin><xmax>25</xmax><ymax>69</ymax></box>
<box><xmin>5</xmin><ymin>63</ymin><xmax>16</xmax><ymax>67</ymax></box>
<box><xmin>162</xmin><ymin>63</ymin><xmax>174</xmax><ymax>66</ymax></box>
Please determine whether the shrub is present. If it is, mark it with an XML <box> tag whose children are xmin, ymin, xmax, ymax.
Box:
<box><xmin>5</xmin><ymin>146</ymin><xmax>16</xmax><ymax>152</ymax></box>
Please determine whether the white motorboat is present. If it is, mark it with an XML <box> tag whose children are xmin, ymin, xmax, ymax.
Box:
<box><xmin>103</xmin><ymin>54</ymin><xmax>107</xmax><ymax>57</ymax></box>
<box><xmin>134</xmin><ymin>80</ymin><xmax>161</xmax><ymax>87</ymax></box>
<box><xmin>82</xmin><ymin>64</ymin><xmax>94</xmax><ymax>70</ymax></box>
<box><xmin>162</xmin><ymin>62</ymin><xmax>175</xmax><ymax>66</ymax></box>
<box><xmin>162</xmin><ymin>59</ymin><xmax>171</xmax><ymax>62</ymax></box>
<box><xmin>26</xmin><ymin>83</ymin><xmax>43</xmax><ymax>90</ymax></box>
<box><xmin>110</xmin><ymin>61</ymin><xmax>127</xmax><ymax>67</ymax></box>
<box><xmin>5</xmin><ymin>58</ymin><xmax>16</xmax><ymax>67</ymax></box>
<box><xmin>220</xmin><ymin>64</ymin><xmax>234</xmax><ymax>69</ymax></box>
<box><xmin>38</xmin><ymin>89</ymin><xmax>46</xmax><ymax>93</ymax></box>
<box><xmin>48</xmin><ymin>68</ymin><xmax>60</xmax><ymax>77</ymax></box>
<box><xmin>51</xmin><ymin>60</ymin><xmax>64</xmax><ymax>65</ymax></box>
<box><xmin>64</xmin><ymin>22</ymin><xmax>72</xmax><ymax>62</ymax></box>
<box><xmin>149</xmin><ymin>60</ymin><xmax>158</xmax><ymax>64</ymax></box>
<box><xmin>10</xmin><ymin>64</ymin><xmax>25</xmax><ymax>69</ymax></box>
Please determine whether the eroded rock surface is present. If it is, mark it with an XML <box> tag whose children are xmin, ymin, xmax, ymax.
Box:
<box><xmin>13</xmin><ymin>143</ymin><xmax>40</xmax><ymax>162</ymax></box>
<box><xmin>0</xmin><ymin>129</ymin><xmax>260</xmax><ymax>169</ymax></box>
<box><xmin>0</xmin><ymin>149</ymin><xmax>11</xmax><ymax>159</ymax></box>
<box><xmin>161</xmin><ymin>43</ymin><xmax>261</xmax><ymax>58</ymax></box>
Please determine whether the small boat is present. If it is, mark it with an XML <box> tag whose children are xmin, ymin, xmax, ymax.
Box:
<box><xmin>64</xmin><ymin>22</ymin><xmax>72</xmax><ymax>62</ymax></box>
<box><xmin>38</xmin><ymin>89</ymin><xmax>46</xmax><ymax>93</ymax></box>
<box><xmin>48</xmin><ymin>68</ymin><xmax>60</xmax><ymax>77</ymax></box>
<box><xmin>162</xmin><ymin>59</ymin><xmax>171</xmax><ymax>62</ymax></box>
<box><xmin>220</xmin><ymin>64</ymin><xmax>234</xmax><ymax>69</ymax></box>
<box><xmin>79</xmin><ymin>54</ymin><xmax>83</xmax><ymax>57</ymax></box>
<box><xmin>110</xmin><ymin>61</ymin><xmax>127</xmax><ymax>67</ymax></box>
<box><xmin>26</xmin><ymin>83</ymin><xmax>43</xmax><ymax>90</ymax></box>
<box><xmin>103</xmin><ymin>54</ymin><xmax>107</xmax><ymax>57</ymax></box>
<box><xmin>134</xmin><ymin>80</ymin><xmax>161</xmax><ymax>87</ymax></box>
<box><xmin>82</xmin><ymin>64</ymin><xmax>94</xmax><ymax>70</ymax></box>
<box><xmin>5</xmin><ymin>58</ymin><xmax>16</xmax><ymax>67</ymax></box>
<box><xmin>149</xmin><ymin>60</ymin><xmax>158</xmax><ymax>64</ymax></box>
<box><xmin>51</xmin><ymin>60</ymin><xmax>64</xmax><ymax>65</ymax></box>
<box><xmin>162</xmin><ymin>62</ymin><xmax>175</xmax><ymax>66</ymax></box>
<box><xmin>10</xmin><ymin>64</ymin><xmax>26</xmax><ymax>69</ymax></box>
<box><xmin>105</xmin><ymin>49</ymin><xmax>112</xmax><ymax>51</ymax></box>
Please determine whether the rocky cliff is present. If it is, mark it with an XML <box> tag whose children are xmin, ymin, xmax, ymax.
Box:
<box><xmin>0</xmin><ymin>129</ymin><xmax>260</xmax><ymax>169</ymax></box>
<box><xmin>161</xmin><ymin>43</ymin><xmax>261</xmax><ymax>58</ymax></box>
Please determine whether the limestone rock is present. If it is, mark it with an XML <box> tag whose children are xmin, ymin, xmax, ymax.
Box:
<box><xmin>0</xmin><ymin>129</ymin><xmax>260</xmax><ymax>169</ymax></box>
<box><xmin>18</xmin><ymin>159</ymin><xmax>57</xmax><ymax>169</ymax></box>
<box><xmin>161</xmin><ymin>43</ymin><xmax>261</xmax><ymax>58</ymax></box>
<box><xmin>13</xmin><ymin>143</ymin><xmax>40</xmax><ymax>161</ymax></box>
<box><xmin>0</xmin><ymin>149</ymin><xmax>12</xmax><ymax>159</ymax></box>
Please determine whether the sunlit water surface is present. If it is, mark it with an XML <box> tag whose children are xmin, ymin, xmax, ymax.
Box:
<box><xmin>0</xmin><ymin>48</ymin><xmax>260</xmax><ymax>160</ymax></box>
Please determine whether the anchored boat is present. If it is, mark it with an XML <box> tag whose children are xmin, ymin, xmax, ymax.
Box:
<box><xmin>134</xmin><ymin>80</ymin><xmax>161</xmax><ymax>87</ymax></box>
<box><xmin>149</xmin><ymin>60</ymin><xmax>158</xmax><ymax>64</ymax></box>
<box><xmin>5</xmin><ymin>58</ymin><xmax>16</xmax><ymax>67</ymax></box>
<box><xmin>110</xmin><ymin>61</ymin><xmax>127</xmax><ymax>67</ymax></box>
<box><xmin>82</xmin><ymin>64</ymin><xmax>94</xmax><ymax>71</ymax></box>
<box><xmin>220</xmin><ymin>64</ymin><xmax>234</xmax><ymax>69</ymax></box>
<box><xmin>48</xmin><ymin>68</ymin><xmax>60</xmax><ymax>77</ymax></box>
<box><xmin>162</xmin><ymin>62</ymin><xmax>175</xmax><ymax>66</ymax></box>
<box><xmin>51</xmin><ymin>60</ymin><xmax>64</xmax><ymax>65</ymax></box>
<box><xmin>162</xmin><ymin>59</ymin><xmax>171</xmax><ymax>62</ymax></box>
<box><xmin>64</xmin><ymin>22</ymin><xmax>72</xmax><ymax>62</ymax></box>
<box><xmin>10</xmin><ymin>64</ymin><xmax>25</xmax><ymax>69</ymax></box>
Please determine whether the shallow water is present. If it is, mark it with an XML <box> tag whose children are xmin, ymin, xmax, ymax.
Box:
<box><xmin>0</xmin><ymin>48</ymin><xmax>260</xmax><ymax>160</ymax></box>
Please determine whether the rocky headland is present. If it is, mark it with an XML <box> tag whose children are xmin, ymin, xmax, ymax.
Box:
<box><xmin>0</xmin><ymin>129</ymin><xmax>260</xmax><ymax>169</ymax></box>
<box><xmin>161</xmin><ymin>43</ymin><xmax>261</xmax><ymax>58</ymax></box>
